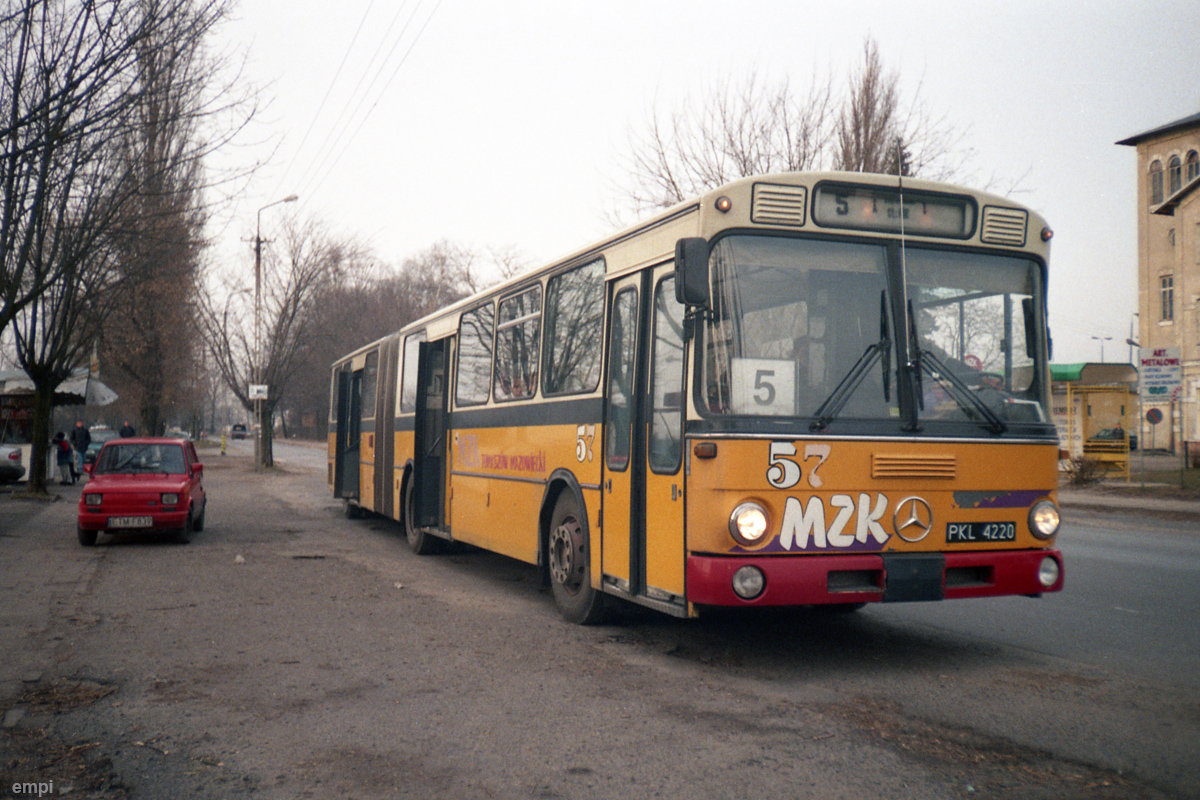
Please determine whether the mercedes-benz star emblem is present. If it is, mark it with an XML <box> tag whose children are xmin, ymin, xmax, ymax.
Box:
<box><xmin>893</xmin><ymin>496</ymin><xmax>933</xmax><ymax>542</ymax></box>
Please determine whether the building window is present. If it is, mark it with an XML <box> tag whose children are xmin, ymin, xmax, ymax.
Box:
<box><xmin>1169</xmin><ymin>228</ymin><xmax>1176</xmax><ymax>248</ymax></box>
<box><xmin>1169</xmin><ymin>155</ymin><xmax>1182</xmax><ymax>195</ymax></box>
<box><xmin>1188</xmin><ymin>150</ymin><xmax>1200</xmax><ymax>183</ymax></box>
<box><xmin>1160</xmin><ymin>275</ymin><xmax>1174</xmax><ymax>321</ymax></box>
<box><xmin>1150</xmin><ymin>160</ymin><xmax>1163</xmax><ymax>204</ymax></box>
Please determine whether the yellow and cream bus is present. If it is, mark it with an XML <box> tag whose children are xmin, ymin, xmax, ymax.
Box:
<box><xmin>329</xmin><ymin>171</ymin><xmax>1064</xmax><ymax>623</ymax></box>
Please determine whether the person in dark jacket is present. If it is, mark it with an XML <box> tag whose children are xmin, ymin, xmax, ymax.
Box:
<box><xmin>68</xmin><ymin>420</ymin><xmax>90</xmax><ymax>480</ymax></box>
<box><xmin>53</xmin><ymin>432</ymin><xmax>74</xmax><ymax>485</ymax></box>
<box><xmin>119</xmin><ymin>421</ymin><xmax>136</xmax><ymax>438</ymax></box>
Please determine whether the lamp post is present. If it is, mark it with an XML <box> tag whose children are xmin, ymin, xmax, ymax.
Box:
<box><xmin>254</xmin><ymin>194</ymin><xmax>298</xmax><ymax>470</ymax></box>
<box><xmin>1126</xmin><ymin>336</ymin><xmax>1144</xmax><ymax>488</ymax></box>
<box><xmin>1091</xmin><ymin>335</ymin><xmax>1112</xmax><ymax>363</ymax></box>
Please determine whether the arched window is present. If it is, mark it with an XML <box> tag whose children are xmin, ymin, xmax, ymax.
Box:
<box><xmin>1168</xmin><ymin>155</ymin><xmax>1182</xmax><ymax>195</ymax></box>
<box><xmin>1150</xmin><ymin>160</ymin><xmax>1163</xmax><ymax>204</ymax></box>
<box><xmin>1187</xmin><ymin>150</ymin><xmax>1199</xmax><ymax>183</ymax></box>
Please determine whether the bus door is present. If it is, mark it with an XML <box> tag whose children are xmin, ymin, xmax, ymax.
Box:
<box><xmin>601</xmin><ymin>265</ymin><xmax>687</xmax><ymax>608</ymax></box>
<box><xmin>412</xmin><ymin>339</ymin><xmax>450</xmax><ymax>530</ymax></box>
<box><xmin>373</xmin><ymin>337</ymin><xmax>400</xmax><ymax>519</ymax></box>
<box><xmin>333</xmin><ymin>368</ymin><xmax>361</xmax><ymax>499</ymax></box>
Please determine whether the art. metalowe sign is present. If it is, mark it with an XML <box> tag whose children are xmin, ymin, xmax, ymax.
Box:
<box><xmin>1140</xmin><ymin>348</ymin><xmax>1181</xmax><ymax>400</ymax></box>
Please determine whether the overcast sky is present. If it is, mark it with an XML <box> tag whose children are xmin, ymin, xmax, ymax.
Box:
<box><xmin>214</xmin><ymin>0</ymin><xmax>1200</xmax><ymax>365</ymax></box>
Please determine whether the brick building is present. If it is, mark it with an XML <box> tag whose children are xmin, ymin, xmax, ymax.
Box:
<box><xmin>1117</xmin><ymin>112</ymin><xmax>1200</xmax><ymax>451</ymax></box>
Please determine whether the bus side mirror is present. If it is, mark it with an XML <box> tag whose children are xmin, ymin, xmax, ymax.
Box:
<box><xmin>674</xmin><ymin>237</ymin><xmax>710</xmax><ymax>307</ymax></box>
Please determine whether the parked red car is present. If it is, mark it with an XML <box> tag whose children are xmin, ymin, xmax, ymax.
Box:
<box><xmin>78</xmin><ymin>437</ymin><xmax>207</xmax><ymax>546</ymax></box>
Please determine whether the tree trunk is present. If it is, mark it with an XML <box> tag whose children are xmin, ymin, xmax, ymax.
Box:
<box><xmin>27</xmin><ymin>386</ymin><xmax>57</xmax><ymax>495</ymax></box>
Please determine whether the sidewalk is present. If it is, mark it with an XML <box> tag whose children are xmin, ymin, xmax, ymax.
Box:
<box><xmin>1057</xmin><ymin>480</ymin><xmax>1200</xmax><ymax>518</ymax></box>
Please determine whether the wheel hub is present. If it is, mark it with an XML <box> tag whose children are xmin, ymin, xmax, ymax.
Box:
<box><xmin>549</xmin><ymin>517</ymin><xmax>584</xmax><ymax>592</ymax></box>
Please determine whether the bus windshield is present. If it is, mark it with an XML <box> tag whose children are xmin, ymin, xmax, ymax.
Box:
<box><xmin>701</xmin><ymin>235</ymin><xmax>1050</xmax><ymax>430</ymax></box>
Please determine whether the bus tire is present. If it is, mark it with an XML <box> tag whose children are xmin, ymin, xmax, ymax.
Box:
<box><xmin>403</xmin><ymin>471</ymin><xmax>442</xmax><ymax>555</ymax></box>
<box><xmin>547</xmin><ymin>491</ymin><xmax>605</xmax><ymax>624</ymax></box>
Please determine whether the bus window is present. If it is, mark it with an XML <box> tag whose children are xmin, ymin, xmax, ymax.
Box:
<box><xmin>544</xmin><ymin>259</ymin><xmax>604</xmax><ymax>395</ymax></box>
<box><xmin>361</xmin><ymin>351</ymin><xmax>378</xmax><ymax>419</ymax></box>
<box><xmin>605</xmin><ymin>288</ymin><xmax>638</xmax><ymax>470</ymax></box>
<box><xmin>400</xmin><ymin>331</ymin><xmax>425</xmax><ymax>414</ymax></box>
<box><xmin>494</xmin><ymin>286</ymin><xmax>542</xmax><ymax>401</ymax></box>
<box><xmin>905</xmin><ymin>249</ymin><xmax>1047</xmax><ymax>423</ymax></box>
<box><xmin>649</xmin><ymin>277</ymin><xmax>685</xmax><ymax>473</ymax></box>
<box><xmin>703</xmin><ymin>236</ymin><xmax>890</xmax><ymax>420</ymax></box>
<box><xmin>456</xmin><ymin>303</ymin><xmax>495</xmax><ymax>406</ymax></box>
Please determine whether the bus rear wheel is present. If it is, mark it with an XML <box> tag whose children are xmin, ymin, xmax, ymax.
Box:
<box><xmin>547</xmin><ymin>491</ymin><xmax>605</xmax><ymax>624</ymax></box>
<box><xmin>403</xmin><ymin>471</ymin><xmax>442</xmax><ymax>555</ymax></box>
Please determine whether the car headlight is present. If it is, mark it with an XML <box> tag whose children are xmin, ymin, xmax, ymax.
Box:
<box><xmin>85</xmin><ymin>493</ymin><xmax>102</xmax><ymax>506</ymax></box>
<box><xmin>161</xmin><ymin>493</ymin><xmax>180</xmax><ymax>506</ymax></box>
<box><xmin>728</xmin><ymin>501</ymin><xmax>770</xmax><ymax>547</ymax></box>
<box><xmin>1028</xmin><ymin>500</ymin><xmax>1061</xmax><ymax>539</ymax></box>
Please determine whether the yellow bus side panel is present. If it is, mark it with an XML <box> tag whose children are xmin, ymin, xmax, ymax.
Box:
<box><xmin>449</xmin><ymin>422</ymin><xmax>602</xmax><ymax>565</ymax></box>
<box><xmin>392</xmin><ymin>427</ymin><xmax>416</xmax><ymax>522</ymax></box>
<box><xmin>688</xmin><ymin>439</ymin><xmax>1059</xmax><ymax>556</ymax></box>
<box><xmin>359</xmin><ymin>430</ymin><xmax>375</xmax><ymax>510</ymax></box>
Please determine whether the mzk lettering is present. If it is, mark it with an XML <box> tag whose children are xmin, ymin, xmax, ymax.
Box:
<box><xmin>779</xmin><ymin>493</ymin><xmax>890</xmax><ymax>550</ymax></box>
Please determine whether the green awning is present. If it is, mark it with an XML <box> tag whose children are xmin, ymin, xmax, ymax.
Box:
<box><xmin>1050</xmin><ymin>363</ymin><xmax>1087</xmax><ymax>382</ymax></box>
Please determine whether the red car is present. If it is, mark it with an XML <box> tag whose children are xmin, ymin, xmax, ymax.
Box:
<box><xmin>78</xmin><ymin>437</ymin><xmax>207</xmax><ymax>545</ymax></box>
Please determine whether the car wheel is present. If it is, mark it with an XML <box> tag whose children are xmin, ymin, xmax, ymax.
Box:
<box><xmin>176</xmin><ymin>511</ymin><xmax>193</xmax><ymax>544</ymax></box>
<box><xmin>77</xmin><ymin>525</ymin><xmax>97</xmax><ymax>547</ymax></box>
<box><xmin>193</xmin><ymin>502</ymin><xmax>205</xmax><ymax>532</ymax></box>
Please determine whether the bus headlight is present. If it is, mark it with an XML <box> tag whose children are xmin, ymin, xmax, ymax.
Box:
<box><xmin>732</xmin><ymin>566</ymin><xmax>765</xmax><ymax>600</ymax></box>
<box><xmin>1038</xmin><ymin>556</ymin><xmax>1061</xmax><ymax>588</ymax></box>
<box><xmin>729</xmin><ymin>502</ymin><xmax>770</xmax><ymax>547</ymax></box>
<box><xmin>1028</xmin><ymin>500</ymin><xmax>1061</xmax><ymax>539</ymax></box>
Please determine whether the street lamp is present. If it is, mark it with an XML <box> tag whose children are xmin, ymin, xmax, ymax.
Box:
<box><xmin>1091</xmin><ymin>335</ymin><xmax>1113</xmax><ymax>363</ymax></box>
<box><xmin>254</xmin><ymin>194</ymin><xmax>298</xmax><ymax>470</ymax></box>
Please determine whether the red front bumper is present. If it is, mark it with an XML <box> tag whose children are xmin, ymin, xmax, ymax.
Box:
<box><xmin>78</xmin><ymin>509</ymin><xmax>189</xmax><ymax>533</ymax></box>
<box><xmin>687</xmin><ymin>548</ymin><xmax>1064</xmax><ymax>607</ymax></box>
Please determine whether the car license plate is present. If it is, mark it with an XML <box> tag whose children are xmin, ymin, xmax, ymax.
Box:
<box><xmin>109</xmin><ymin>516</ymin><xmax>153</xmax><ymax>529</ymax></box>
<box><xmin>946</xmin><ymin>522</ymin><xmax>1016</xmax><ymax>543</ymax></box>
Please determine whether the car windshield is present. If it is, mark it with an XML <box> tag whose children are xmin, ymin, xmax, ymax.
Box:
<box><xmin>95</xmin><ymin>443</ymin><xmax>187</xmax><ymax>475</ymax></box>
<box><xmin>700</xmin><ymin>235</ymin><xmax>1051</xmax><ymax>431</ymax></box>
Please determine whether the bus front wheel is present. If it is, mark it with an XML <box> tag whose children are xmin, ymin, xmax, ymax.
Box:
<box><xmin>547</xmin><ymin>491</ymin><xmax>605</xmax><ymax>624</ymax></box>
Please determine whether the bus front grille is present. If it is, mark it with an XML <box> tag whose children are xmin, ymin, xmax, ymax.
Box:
<box><xmin>871</xmin><ymin>453</ymin><xmax>957</xmax><ymax>479</ymax></box>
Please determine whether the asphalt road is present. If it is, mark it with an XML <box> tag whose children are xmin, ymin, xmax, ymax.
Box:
<box><xmin>0</xmin><ymin>439</ymin><xmax>1196</xmax><ymax>800</ymax></box>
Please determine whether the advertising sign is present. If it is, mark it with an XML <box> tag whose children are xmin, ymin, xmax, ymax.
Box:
<box><xmin>1140</xmin><ymin>348</ymin><xmax>1181</xmax><ymax>398</ymax></box>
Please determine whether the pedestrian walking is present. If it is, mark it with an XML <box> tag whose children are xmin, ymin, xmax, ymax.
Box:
<box><xmin>119</xmin><ymin>420</ymin><xmax>136</xmax><ymax>438</ymax></box>
<box><xmin>68</xmin><ymin>420</ymin><xmax>90</xmax><ymax>480</ymax></box>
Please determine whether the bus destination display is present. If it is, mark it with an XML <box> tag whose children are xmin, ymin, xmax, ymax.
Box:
<box><xmin>813</xmin><ymin>183</ymin><xmax>976</xmax><ymax>238</ymax></box>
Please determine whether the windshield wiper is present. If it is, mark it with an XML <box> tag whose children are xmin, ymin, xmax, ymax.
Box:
<box><xmin>811</xmin><ymin>292</ymin><xmax>891</xmax><ymax>431</ymax></box>
<box><xmin>914</xmin><ymin>342</ymin><xmax>1007</xmax><ymax>435</ymax></box>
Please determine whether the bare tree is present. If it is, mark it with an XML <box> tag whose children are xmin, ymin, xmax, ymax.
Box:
<box><xmin>2</xmin><ymin>0</ymin><xmax>257</xmax><ymax>480</ymax></box>
<box><xmin>616</xmin><ymin>38</ymin><xmax>967</xmax><ymax>216</ymax></box>
<box><xmin>98</xmin><ymin>0</ymin><xmax>255</xmax><ymax>436</ymax></box>
<box><xmin>620</xmin><ymin>71</ymin><xmax>834</xmax><ymax>215</ymax></box>
<box><xmin>273</xmin><ymin>239</ymin><xmax>496</xmax><ymax>441</ymax></box>
<box><xmin>200</xmin><ymin>216</ymin><xmax>352</xmax><ymax>466</ymax></box>
<box><xmin>9</xmin><ymin>145</ymin><xmax>129</xmax><ymax>491</ymax></box>
<box><xmin>1</xmin><ymin>0</ymin><xmax>145</xmax><ymax>334</ymax></box>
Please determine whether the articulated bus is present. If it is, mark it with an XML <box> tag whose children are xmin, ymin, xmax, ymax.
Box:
<box><xmin>329</xmin><ymin>171</ymin><xmax>1064</xmax><ymax>623</ymax></box>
